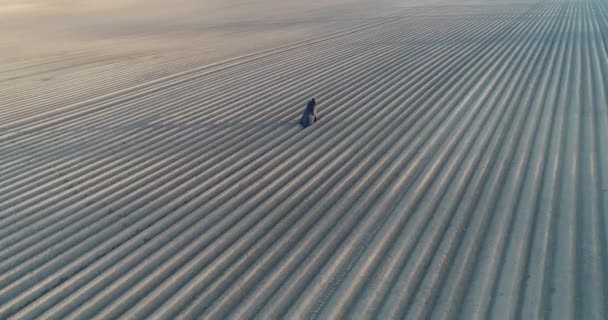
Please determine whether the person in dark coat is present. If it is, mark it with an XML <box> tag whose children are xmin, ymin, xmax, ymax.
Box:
<box><xmin>300</xmin><ymin>98</ymin><xmax>317</xmax><ymax>128</ymax></box>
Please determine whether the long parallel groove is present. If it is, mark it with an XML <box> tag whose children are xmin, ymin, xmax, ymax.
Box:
<box><xmin>0</xmin><ymin>5</ymin><xmax>462</xmax><ymax>127</ymax></box>
<box><xmin>0</xmin><ymin>21</ymin><xmax>416</xmax><ymax>212</ymax></box>
<box><xmin>591</xmin><ymin>0</ymin><xmax>608</xmax><ymax>268</ymax></box>
<box><xmin>254</xmin><ymin>4</ymin><xmax>544</xmax><ymax>318</ymax></box>
<box><xmin>1</xmin><ymin>0</ymin><xmax>606</xmax><ymax>318</ymax></box>
<box><xmin>0</xmin><ymin>12</ymin><xmax>414</xmax><ymax>125</ymax></box>
<box><xmin>0</xmin><ymin>6</ymin><xmax>494</xmax><ymax>142</ymax></box>
<box><xmin>88</xmin><ymin>11</ymin><xmax>508</xmax><ymax>318</ymax></box>
<box><xmin>1</xmin><ymin>47</ymin><xmax>313</xmax><ymax>121</ymax></box>
<box><xmin>451</xmin><ymin>0</ymin><xmax>565</xmax><ymax>317</ymax></box>
<box><xmin>7</xmin><ymin>8</ymin><xmax>440</xmax><ymax>129</ymax></box>
<box><xmin>0</xmin><ymin>18</ymin><xmax>426</xmax><ymax>188</ymax></box>
<box><xmin>0</xmin><ymin>17</ymin><xmax>456</xmax><ymax>254</ymax></box>
<box><xmin>517</xmin><ymin>1</ymin><xmax>574</xmax><ymax>318</ymax></box>
<box><xmin>0</xmin><ymin>54</ymin><xmax>134</xmax><ymax>84</ymax></box>
<box><xmin>0</xmin><ymin>46</ymin><xmax>342</xmax><ymax>169</ymax></box>
<box><xmin>0</xmin><ymin>13</ymin><xmax>476</xmax><ymax>318</ymax></box>
<box><xmin>550</xmin><ymin>1</ymin><xmax>578</xmax><ymax>317</ymax></box>
<box><xmin>0</xmin><ymin>53</ymin><xmax>150</xmax><ymax>84</ymax></box>
<box><xmin>0</xmin><ymin>27</ymin><xmax>430</xmax><ymax>292</ymax></box>
<box><xmin>509</xmin><ymin>2</ymin><xmax>572</xmax><ymax>319</ymax></box>
<box><xmin>188</xmin><ymin>7</ymin><xmax>524</xmax><ymax>316</ymax></box>
<box><xmin>0</xmin><ymin>27</ymin><xmax>379</xmax><ymax>151</ymax></box>
<box><xmin>590</xmin><ymin>0</ymin><xmax>608</xmax><ymax>315</ymax></box>
<box><xmin>0</xmin><ymin>16</ymin><xmax>428</xmax><ymax>158</ymax></box>
<box><xmin>374</xmin><ymin>2</ymin><xmax>561</xmax><ymax>318</ymax></box>
<box><xmin>115</xmin><ymin>6</ymin><xmax>528</xmax><ymax>316</ymax></box>
<box><xmin>295</xmin><ymin>8</ymin><xmax>534</xmax><ymax>315</ymax></box>
<box><xmin>578</xmin><ymin>1</ymin><xmax>606</xmax><ymax>317</ymax></box>
<box><xmin>1</xmin><ymin>26</ymin><xmax>418</xmax><ymax>149</ymax></box>
<box><xmin>0</xmin><ymin>52</ymin><xmax>112</xmax><ymax>79</ymax></box>
<box><xmin>327</xmin><ymin>2</ymin><xmax>567</xmax><ymax>319</ymax></box>
<box><xmin>0</xmin><ymin>9</ymin><xmax>480</xmax><ymax>225</ymax></box>
<box><xmin>0</xmin><ymin>23</ymin><xmax>416</xmax><ymax>278</ymax></box>
<box><xmin>486</xmin><ymin>2</ymin><xmax>569</xmax><ymax>319</ymax></box>
<box><xmin>459</xmin><ymin>4</ymin><xmax>568</xmax><ymax>318</ymax></box>
<box><xmin>302</xmin><ymin>1</ymin><xmax>552</xmax><ymax>317</ymax></box>
<box><xmin>0</xmin><ymin>40</ymin><xmax>260</xmax><ymax>101</ymax></box>
<box><xmin>0</xmin><ymin>22</ymin><xmax>410</xmax><ymax>161</ymax></box>
<box><xmin>3</xmin><ymin>16</ymin><xmax>470</xmax><ymax>205</ymax></box>
<box><xmin>346</xmin><ymin>10</ymin><xmax>531</xmax><ymax>314</ymax></box>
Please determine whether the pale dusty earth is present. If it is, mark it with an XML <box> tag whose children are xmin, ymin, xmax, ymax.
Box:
<box><xmin>1</xmin><ymin>0</ymin><xmax>607</xmax><ymax>319</ymax></box>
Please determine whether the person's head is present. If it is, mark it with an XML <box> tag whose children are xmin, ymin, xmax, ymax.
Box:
<box><xmin>311</xmin><ymin>98</ymin><xmax>316</xmax><ymax>104</ymax></box>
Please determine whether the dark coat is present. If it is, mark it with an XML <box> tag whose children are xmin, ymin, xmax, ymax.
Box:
<box><xmin>300</xmin><ymin>99</ymin><xmax>317</xmax><ymax>128</ymax></box>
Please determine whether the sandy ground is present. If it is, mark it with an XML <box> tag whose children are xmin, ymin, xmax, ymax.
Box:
<box><xmin>1</xmin><ymin>0</ymin><xmax>607</xmax><ymax>319</ymax></box>
<box><xmin>0</xmin><ymin>0</ymin><xmax>415</xmax><ymax>124</ymax></box>
<box><xmin>0</xmin><ymin>0</ymin><xmax>404</xmax><ymax>66</ymax></box>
